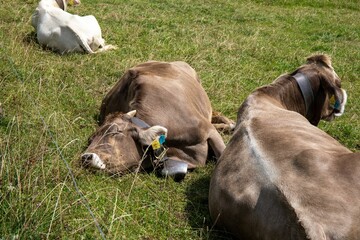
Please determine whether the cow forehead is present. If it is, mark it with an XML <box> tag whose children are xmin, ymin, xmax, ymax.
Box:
<box><xmin>101</xmin><ymin>120</ymin><xmax>130</xmax><ymax>133</ymax></box>
<box><xmin>301</xmin><ymin>62</ymin><xmax>340</xmax><ymax>84</ymax></box>
<box><xmin>91</xmin><ymin>119</ymin><xmax>131</xmax><ymax>141</ymax></box>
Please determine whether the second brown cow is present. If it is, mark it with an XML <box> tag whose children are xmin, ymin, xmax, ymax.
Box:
<box><xmin>209</xmin><ymin>55</ymin><xmax>360</xmax><ymax>239</ymax></box>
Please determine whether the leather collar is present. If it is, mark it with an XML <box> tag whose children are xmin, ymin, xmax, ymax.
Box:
<box><xmin>130</xmin><ymin>116</ymin><xmax>150</xmax><ymax>128</ymax></box>
<box><xmin>293</xmin><ymin>73</ymin><xmax>314</xmax><ymax>118</ymax></box>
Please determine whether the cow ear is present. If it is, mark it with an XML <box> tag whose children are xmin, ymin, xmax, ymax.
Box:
<box><xmin>138</xmin><ymin>126</ymin><xmax>168</xmax><ymax>145</ymax></box>
<box><xmin>126</xmin><ymin>110</ymin><xmax>137</xmax><ymax>118</ymax></box>
<box><xmin>306</xmin><ymin>54</ymin><xmax>332</xmax><ymax>69</ymax></box>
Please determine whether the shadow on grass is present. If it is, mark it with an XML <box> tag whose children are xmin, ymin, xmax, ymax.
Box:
<box><xmin>0</xmin><ymin>115</ymin><xmax>10</xmax><ymax>130</ymax></box>
<box><xmin>185</xmin><ymin>173</ymin><xmax>234</xmax><ymax>240</ymax></box>
<box><xmin>23</xmin><ymin>31</ymin><xmax>37</xmax><ymax>46</ymax></box>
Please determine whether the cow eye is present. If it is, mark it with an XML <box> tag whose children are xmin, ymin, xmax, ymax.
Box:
<box><xmin>112</xmin><ymin>129</ymin><xmax>124</xmax><ymax>136</ymax></box>
<box><xmin>109</xmin><ymin>130</ymin><xmax>120</xmax><ymax>135</ymax></box>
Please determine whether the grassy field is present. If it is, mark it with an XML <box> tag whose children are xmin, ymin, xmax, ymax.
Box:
<box><xmin>0</xmin><ymin>0</ymin><xmax>359</xmax><ymax>239</ymax></box>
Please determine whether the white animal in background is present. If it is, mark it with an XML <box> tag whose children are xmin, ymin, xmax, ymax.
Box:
<box><xmin>31</xmin><ymin>0</ymin><xmax>117</xmax><ymax>54</ymax></box>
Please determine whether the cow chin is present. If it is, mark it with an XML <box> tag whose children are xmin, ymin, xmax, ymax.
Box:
<box><xmin>321</xmin><ymin>112</ymin><xmax>336</xmax><ymax>122</ymax></box>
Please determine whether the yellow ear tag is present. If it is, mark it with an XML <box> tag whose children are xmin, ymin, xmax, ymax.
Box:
<box><xmin>329</xmin><ymin>95</ymin><xmax>336</xmax><ymax>106</ymax></box>
<box><xmin>151</xmin><ymin>135</ymin><xmax>166</xmax><ymax>150</ymax></box>
<box><xmin>68</xmin><ymin>0</ymin><xmax>74</xmax><ymax>6</ymax></box>
<box><xmin>151</xmin><ymin>139</ymin><xmax>161</xmax><ymax>150</ymax></box>
<box><xmin>329</xmin><ymin>95</ymin><xmax>341</xmax><ymax>110</ymax></box>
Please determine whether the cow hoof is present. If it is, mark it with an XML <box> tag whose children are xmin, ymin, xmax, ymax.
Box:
<box><xmin>160</xmin><ymin>158</ymin><xmax>188</xmax><ymax>182</ymax></box>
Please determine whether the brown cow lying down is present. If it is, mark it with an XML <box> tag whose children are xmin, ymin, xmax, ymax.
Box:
<box><xmin>209</xmin><ymin>55</ymin><xmax>360</xmax><ymax>239</ymax></box>
<box><xmin>81</xmin><ymin>61</ymin><xmax>233</xmax><ymax>181</ymax></box>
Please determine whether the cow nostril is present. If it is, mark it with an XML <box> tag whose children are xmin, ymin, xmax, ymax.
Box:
<box><xmin>81</xmin><ymin>153</ymin><xmax>93</xmax><ymax>162</ymax></box>
<box><xmin>80</xmin><ymin>153</ymin><xmax>106</xmax><ymax>170</ymax></box>
<box><xmin>333</xmin><ymin>108</ymin><xmax>340</xmax><ymax>114</ymax></box>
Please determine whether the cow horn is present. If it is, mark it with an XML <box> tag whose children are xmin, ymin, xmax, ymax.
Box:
<box><xmin>126</xmin><ymin>110</ymin><xmax>137</xmax><ymax>118</ymax></box>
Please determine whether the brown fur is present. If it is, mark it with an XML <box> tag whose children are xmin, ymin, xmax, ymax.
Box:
<box><xmin>209</xmin><ymin>55</ymin><xmax>359</xmax><ymax>239</ymax></box>
<box><xmin>83</xmin><ymin>61</ymin><xmax>230</xmax><ymax>174</ymax></box>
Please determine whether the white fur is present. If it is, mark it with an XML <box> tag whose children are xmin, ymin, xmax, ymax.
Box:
<box><xmin>126</xmin><ymin>110</ymin><xmax>137</xmax><ymax>118</ymax></box>
<box><xmin>83</xmin><ymin>153</ymin><xmax>106</xmax><ymax>169</ymax></box>
<box><xmin>31</xmin><ymin>0</ymin><xmax>116</xmax><ymax>54</ymax></box>
<box><xmin>335</xmin><ymin>89</ymin><xmax>347</xmax><ymax>117</ymax></box>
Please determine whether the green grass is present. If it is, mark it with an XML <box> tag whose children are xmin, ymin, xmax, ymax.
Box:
<box><xmin>0</xmin><ymin>0</ymin><xmax>359</xmax><ymax>239</ymax></box>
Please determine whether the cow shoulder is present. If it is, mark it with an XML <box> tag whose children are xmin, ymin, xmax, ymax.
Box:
<box><xmin>171</xmin><ymin>61</ymin><xmax>200</xmax><ymax>82</ymax></box>
<box><xmin>99</xmin><ymin>68</ymin><xmax>139</xmax><ymax>124</ymax></box>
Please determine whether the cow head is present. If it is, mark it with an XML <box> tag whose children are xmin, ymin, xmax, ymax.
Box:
<box><xmin>294</xmin><ymin>54</ymin><xmax>347</xmax><ymax>125</ymax></box>
<box><xmin>66</xmin><ymin>0</ymin><xmax>81</xmax><ymax>6</ymax></box>
<box><xmin>37</xmin><ymin>0</ymin><xmax>81</xmax><ymax>11</ymax></box>
<box><xmin>81</xmin><ymin>110</ymin><xmax>167</xmax><ymax>174</ymax></box>
<box><xmin>52</xmin><ymin>0</ymin><xmax>80</xmax><ymax>11</ymax></box>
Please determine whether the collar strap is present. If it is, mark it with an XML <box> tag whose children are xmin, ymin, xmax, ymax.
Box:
<box><xmin>293</xmin><ymin>73</ymin><xmax>314</xmax><ymax>116</ymax></box>
<box><xmin>130</xmin><ymin>116</ymin><xmax>151</xmax><ymax>128</ymax></box>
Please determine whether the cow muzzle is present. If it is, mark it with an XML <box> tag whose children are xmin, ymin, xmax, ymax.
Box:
<box><xmin>81</xmin><ymin>153</ymin><xmax>106</xmax><ymax>169</ymax></box>
<box><xmin>67</xmin><ymin>0</ymin><xmax>81</xmax><ymax>6</ymax></box>
<box><xmin>334</xmin><ymin>89</ymin><xmax>347</xmax><ymax>117</ymax></box>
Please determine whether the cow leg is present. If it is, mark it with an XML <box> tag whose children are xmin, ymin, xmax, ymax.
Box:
<box><xmin>211</xmin><ymin>111</ymin><xmax>235</xmax><ymax>133</ymax></box>
<box><xmin>212</xmin><ymin>123</ymin><xmax>234</xmax><ymax>133</ymax></box>
<box><xmin>208</xmin><ymin>128</ymin><xmax>226</xmax><ymax>159</ymax></box>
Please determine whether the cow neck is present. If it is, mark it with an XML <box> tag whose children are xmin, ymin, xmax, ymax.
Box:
<box><xmin>293</xmin><ymin>73</ymin><xmax>314</xmax><ymax>119</ymax></box>
<box><xmin>130</xmin><ymin>116</ymin><xmax>151</xmax><ymax>128</ymax></box>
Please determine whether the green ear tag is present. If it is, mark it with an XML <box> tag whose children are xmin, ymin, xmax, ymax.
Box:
<box><xmin>329</xmin><ymin>95</ymin><xmax>340</xmax><ymax>110</ymax></box>
<box><xmin>159</xmin><ymin>135</ymin><xmax>166</xmax><ymax>145</ymax></box>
